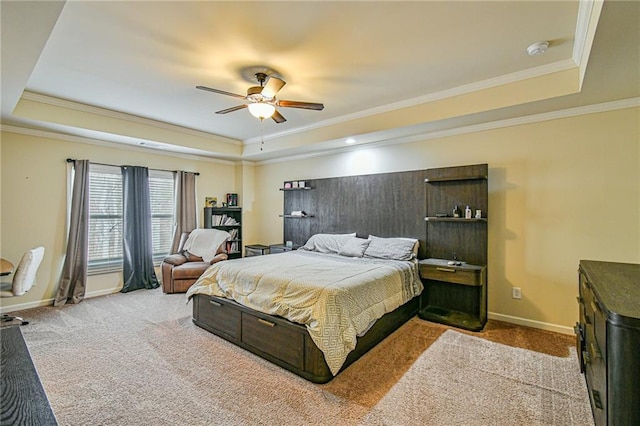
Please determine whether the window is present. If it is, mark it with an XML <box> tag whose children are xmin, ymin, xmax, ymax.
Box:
<box><xmin>87</xmin><ymin>165</ymin><xmax>175</xmax><ymax>275</ymax></box>
<box><xmin>148</xmin><ymin>170</ymin><xmax>176</xmax><ymax>264</ymax></box>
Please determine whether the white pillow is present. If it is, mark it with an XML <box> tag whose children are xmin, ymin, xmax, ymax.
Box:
<box><xmin>338</xmin><ymin>237</ymin><xmax>371</xmax><ymax>258</ymax></box>
<box><xmin>301</xmin><ymin>233</ymin><xmax>357</xmax><ymax>254</ymax></box>
<box><xmin>364</xmin><ymin>235</ymin><xmax>419</xmax><ymax>261</ymax></box>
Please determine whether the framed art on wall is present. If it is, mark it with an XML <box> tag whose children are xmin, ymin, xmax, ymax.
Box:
<box><xmin>205</xmin><ymin>197</ymin><xmax>217</xmax><ymax>208</ymax></box>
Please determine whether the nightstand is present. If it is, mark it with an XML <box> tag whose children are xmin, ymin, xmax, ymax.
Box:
<box><xmin>245</xmin><ymin>244</ymin><xmax>270</xmax><ymax>257</ymax></box>
<box><xmin>269</xmin><ymin>243</ymin><xmax>301</xmax><ymax>254</ymax></box>
<box><xmin>417</xmin><ymin>258</ymin><xmax>487</xmax><ymax>331</ymax></box>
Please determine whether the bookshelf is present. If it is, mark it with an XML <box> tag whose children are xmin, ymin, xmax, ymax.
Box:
<box><xmin>418</xmin><ymin>163</ymin><xmax>488</xmax><ymax>331</ymax></box>
<box><xmin>204</xmin><ymin>207</ymin><xmax>242</xmax><ymax>259</ymax></box>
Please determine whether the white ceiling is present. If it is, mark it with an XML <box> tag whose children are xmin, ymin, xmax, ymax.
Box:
<box><xmin>1</xmin><ymin>1</ymin><xmax>638</xmax><ymax>162</ymax></box>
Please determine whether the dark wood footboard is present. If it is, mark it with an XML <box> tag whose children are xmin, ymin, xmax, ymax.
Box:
<box><xmin>192</xmin><ymin>294</ymin><xmax>419</xmax><ymax>383</ymax></box>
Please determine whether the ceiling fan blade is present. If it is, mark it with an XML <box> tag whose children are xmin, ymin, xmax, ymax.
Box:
<box><xmin>196</xmin><ymin>85</ymin><xmax>246</xmax><ymax>99</ymax></box>
<box><xmin>277</xmin><ymin>100</ymin><xmax>324</xmax><ymax>111</ymax></box>
<box><xmin>272</xmin><ymin>109</ymin><xmax>287</xmax><ymax>124</ymax></box>
<box><xmin>215</xmin><ymin>104</ymin><xmax>248</xmax><ymax>114</ymax></box>
<box><xmin>261</xmin><ymin>76</ymin><xmax>286</xmax><ymax>99</ymax></box>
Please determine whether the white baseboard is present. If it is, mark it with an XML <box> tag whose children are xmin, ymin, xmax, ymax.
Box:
<box><xmin>488</xmin><ymin>311</ymin><xmax>574</xmax><ymax>335</ymax></box>
<box><xmin>0</xmin><ymin>287</ymin><xmax>121</xmax><ymax>314</ymax></box>
<box><xmin>2</xmin><ymin>292</ymin><xmax>574</xmax><ymax>337</ymax></box>
<box><xmin>0</xmin><ymin>298</ymin><xmax>54</xmax><ymax>314</ymax></box>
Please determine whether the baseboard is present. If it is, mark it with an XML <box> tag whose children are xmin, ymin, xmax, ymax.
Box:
<box><xmin>488</xmin><ymin>312</ymin><xmax>574</xmax><ymax>335</ymax></box>
<box><xmin>0</xmin><ymin>287</ymin><xmax>121</xmax><ymax>314</ymax></box>
<box><xmin>2</xmin><ymin>292</ymin><xmax>574</xmax><ymax>336</ymax></box>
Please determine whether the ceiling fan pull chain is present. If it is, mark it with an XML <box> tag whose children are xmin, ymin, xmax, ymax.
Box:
<box><xmin>260</xmin><ymin>118</ymin><xmax>265</xmax><ymax>151</ymax></box>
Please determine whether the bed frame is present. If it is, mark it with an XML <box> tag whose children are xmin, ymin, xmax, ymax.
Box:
<box><xmin>193</xmin><ymin>293</ymin><xmax>419</xmax><ymax>383</ymax></box>
<box><xmin>192</xmin><ymin>169</ymin><xmax>428</xmax><ymax>382</ymax></box>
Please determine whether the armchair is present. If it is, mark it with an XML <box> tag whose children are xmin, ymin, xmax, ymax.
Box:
<box><xmin>161</xmin><ymin>230</ymin><xmax>228</xmax><ymax>294</ymax></box>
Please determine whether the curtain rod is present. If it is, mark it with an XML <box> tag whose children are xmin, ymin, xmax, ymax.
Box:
<box><xmin>66</xmin><ymin>158</ymin><xmax>200</xmax><ymax>175</ymax></box>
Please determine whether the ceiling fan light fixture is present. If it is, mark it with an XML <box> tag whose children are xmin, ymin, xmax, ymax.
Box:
<box><xmin>248</xmin><ymin>102</ymin><xmax>276</xmax><ymax>119</ymax></box>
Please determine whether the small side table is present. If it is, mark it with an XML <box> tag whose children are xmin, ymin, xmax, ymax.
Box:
<box><xmin>245</xmin><ymin>244</ymin><xmax>270</xmax><ymax>257</ymax></box>
<box><xmin>269</xmin><ymin>243</ymin><xmax>301</xmax><ymax>254</ymax></box>
<box><xmin>417</xmin><ymin>258</ymin><xmax>487</xmax><ymax>331</ymax></box>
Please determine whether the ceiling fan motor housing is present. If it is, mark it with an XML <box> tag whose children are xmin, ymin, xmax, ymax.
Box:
<box><xmin>247</xmin><ymin>86</ymin><xmax>267</xmax><ymax>102</ymax></box>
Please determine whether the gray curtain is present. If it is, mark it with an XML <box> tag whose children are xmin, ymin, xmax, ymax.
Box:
<box><xmin>121</xmin><ymin>166</ymin><xmax>159</xmax><ymax>293</ymax></box>
<box><xmin>170</xmin><ymin>171</ymin><xmax>197</xmax><ymax>253</ymax></box>
<box><xmin>54</xmin><ymin>160</ymin><xmax>89</xmax><ymax>306</ymax></box>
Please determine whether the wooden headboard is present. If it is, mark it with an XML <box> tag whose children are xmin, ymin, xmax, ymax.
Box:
<box><xmin>282</xmin><ymin>170</ymin><xmax>428</xmax><ymax>259</ymax></box>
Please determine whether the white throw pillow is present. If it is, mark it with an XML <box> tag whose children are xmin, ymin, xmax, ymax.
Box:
<box><xmin>364</xmin><ymin>235</ymin><xmax>419</xmax><ymax>261</ymax></box>
<box><xmin>338</xmin><ymin>237</ymin><xmax>371</xmax><ymax>258</ymax></box>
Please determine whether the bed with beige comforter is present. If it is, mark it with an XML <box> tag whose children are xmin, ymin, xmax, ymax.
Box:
<box><xmin>186</xmin><ymin>249</ymin><xmax>422</xmax><ymax>375</ymax></box>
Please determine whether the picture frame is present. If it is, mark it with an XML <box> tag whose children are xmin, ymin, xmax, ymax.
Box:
<box><xmin>205</xmin><ymin>197</ymin><xmax>217</xmax><ymax>208</ymax></box>
<box><xmin>226</xmin><ymin>193</ymin><xmax>238</xmax><ymax>207</ymax></box>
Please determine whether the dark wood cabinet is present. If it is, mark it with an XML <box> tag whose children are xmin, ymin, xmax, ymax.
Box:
<box><xmin>418</xmin><ymin>164</ymin><xmax>488</xmax><ymax>331</ymax></box>
<box><xmin>204</xmin><ymin>207</ymin><xmax>242</xmax><ymax>259</ymax></box>
<box><xmin>576</xmin><ymin>260</ymin><xmax>640</xmax><ymax>426</ymax></box>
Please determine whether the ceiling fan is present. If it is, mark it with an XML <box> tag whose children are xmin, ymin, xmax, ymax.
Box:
<box><xmin>196</xmin><ymin>72</ymin><xmax>324</xmax><ymax>123</ymax></box>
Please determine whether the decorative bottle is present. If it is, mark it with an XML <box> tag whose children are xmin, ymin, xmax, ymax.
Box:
<box><xmin>453</xmin><ymin>205</ymin><xmax>461</xmax><ymax>218</ymax></box>
<box><xmin>465</xmin><ymin>205</ymin><xmax>472</xmax><ymax>219</ymax></box>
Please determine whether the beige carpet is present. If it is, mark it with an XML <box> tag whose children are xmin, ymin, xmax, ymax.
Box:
<box><xmin>362</xmin><ymin>329</ymin><xmax>594</xmax><ymax>425</ymax></box>
<box><xmin>13</xmin><ymin>288</ymin><xmax>593</xmax><ymax>425</ymax></box>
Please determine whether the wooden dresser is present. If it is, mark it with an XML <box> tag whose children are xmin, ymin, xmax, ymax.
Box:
<box><xmin>576</xmin><ymin>260</ymin><xmax>640</xmax><ymax>425</ymax></box>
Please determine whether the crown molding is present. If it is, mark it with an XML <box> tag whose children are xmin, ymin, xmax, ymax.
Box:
<box><xmin>252</xmin><ymin>2</ymin><xmax>600</xmax><ymax>146</ymax></box>
<box><xmin>5</xmin><ymin>98</ymin><xmax>635</xmax><ymax>167</ymax></box>
<box><xmin>573</xmin><ymin>0</ymin><xmax>604</xmax><ymax>87</ymax></box>
<box><xmin>20</xmin><ymin>91</ymin><xmax>242</xmax><ymax>146</ymax></box>
<box><xmin>254</xmin><ymin>97</ymin><xmax>639</xmax><ymax>166</ymax></box>
<box><xmin>0</xmin><ymin>124</ymin><xmax>237</xmax><ymax>165</ymax></box>
<box><xmin>246</xmin><ymin>58</ymin><xmax>577</xmax><ymax>145</ymax></box>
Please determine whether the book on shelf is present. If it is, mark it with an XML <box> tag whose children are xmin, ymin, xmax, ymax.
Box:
<box><xmin>225</xmin><ymin>240</ymin><xmax>239</xmax><ymax>253</ymax></box>
<box><xmin>211</xmin><ymin>214</ymin><xmax>240</xmax><ymax>226</ymax></box>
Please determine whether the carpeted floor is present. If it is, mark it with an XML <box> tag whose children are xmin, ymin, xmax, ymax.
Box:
<box><xmin>9</xmin><ymin>288</ymin><xmax>593</xmax><ymax>425</ymax></box>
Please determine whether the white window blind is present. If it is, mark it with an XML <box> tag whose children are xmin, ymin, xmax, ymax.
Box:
<box><xmin>148</xmin><ymin>170</ymin><xmax>175</xmax><ymax>263</ymax></box>
<box><xmin>87</xmin><ymin>164</ymin><xmax>175</xmax><ymax>275</ymax></box>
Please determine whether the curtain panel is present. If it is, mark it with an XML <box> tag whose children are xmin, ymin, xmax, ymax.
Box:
<box><xmin>54</xmin><ymin>159</ymin><xmax>90</xmax><ymax>306</ymax></box>
<box><xmin>121</xmin><ymin>166</ymin><xmax>159</xmax><ymax>292</ymax></box>
<box><xmin>170</xmin><ymin>171</ymin><xmax>197</xmax><ymax>253</ymax></box>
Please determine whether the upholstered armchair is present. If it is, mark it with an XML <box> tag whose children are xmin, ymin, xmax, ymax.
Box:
<box><xmin>161</xmin><ymin>230</ymin><xmax>229</xmax><ymax>294</ymax></box>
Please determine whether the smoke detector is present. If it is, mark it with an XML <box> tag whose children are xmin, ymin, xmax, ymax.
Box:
<box><xmin>527</xmin><ymin>41</ymin><xmax>549</xmax><ymax>56</ymax></box>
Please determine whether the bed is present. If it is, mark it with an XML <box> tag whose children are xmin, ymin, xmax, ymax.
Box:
<box><xmin>186</xmin><ymin>233</ymin><xmax>423</xmax><ymax>383</ymax></box>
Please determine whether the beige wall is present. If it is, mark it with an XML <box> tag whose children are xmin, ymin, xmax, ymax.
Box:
<box><xmin>0</xmin><ymin>131</ymin><xmax>236</xmax><ymax>311</ymax></box>
<box><xmin>253</xmin><ymin>107</ymin><xmax>640</xmax><ymax>332</ymax></box>
<box><xmin>1</xmin><ymin>106</ymin><xmax>638</xmax><ymax>333</ymax></box>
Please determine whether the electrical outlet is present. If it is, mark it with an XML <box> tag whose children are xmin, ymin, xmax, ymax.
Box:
<box><xmin>512</xmin><ymin>287</ymin><xmax>522</xmax><ymax>299</ymax></box>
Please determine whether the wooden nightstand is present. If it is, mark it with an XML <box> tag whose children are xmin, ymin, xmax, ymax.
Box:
<box><xmin>245</xmin><ymin>244</ymin><xmax>270</xmax><ymax>257</ymax></box>
<box><xmin>417</xmin><ymin>258</ymin><xmax>487</xmax><ymax>331</ymax></box>
<box><xmin>269</xmin><ymin>244</ymin><xmax>301</xmax><ymax>254</ymax></box>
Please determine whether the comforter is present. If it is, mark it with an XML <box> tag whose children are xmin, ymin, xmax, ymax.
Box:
<box><xmin>186</xmin><ymin>250</ymin><xmax>423</xmax><ymax>375</ymax></box>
